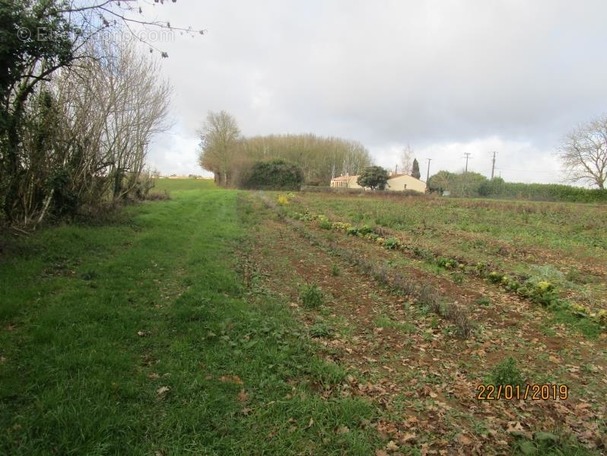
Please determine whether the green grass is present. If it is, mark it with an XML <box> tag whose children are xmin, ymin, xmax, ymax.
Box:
<box><xmin>0</xmin><ymin>180</ymin><xmax>379</xmax><ymax>455</ymax></box>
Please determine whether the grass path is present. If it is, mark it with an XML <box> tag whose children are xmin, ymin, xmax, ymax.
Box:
<box><xmin>0</xmin><ymin>182</ymin><xmax>379</xmax><ymax>455</ymax></box>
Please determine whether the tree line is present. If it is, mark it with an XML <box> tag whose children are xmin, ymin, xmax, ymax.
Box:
<box><xmin>198</xmin><ymin>111</ymin><xmax>373</xmax><ymax>188</ymax></box>
<box><xmin>0</xmin><ymin>1</ymin><xmax>191</xmax><ymax>229</ymax></box>
<box><xmin>427</xmin><ymin>172</ymin><xmax>607</xmax><ymax>203</ymax></box>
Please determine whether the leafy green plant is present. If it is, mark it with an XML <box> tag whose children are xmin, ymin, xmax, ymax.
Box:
<box><xmin>437</xmin><ymin>257</ymin><xmax>458</xmax><ymax>269</ymax></box>
<box><xmin>519</xmin><ymin>279</ymin><xmax>559</xmax><ymax>307</ymax></box>
<box><xmin>358</xmin><ymin>225</ymin><xmax>374</xmax><ymax>235</ymax></box>
<box><xmin>300</xmin><ymin>283</ymin><xmax>324</xmax><ymax>309</ymax></box>
<box><xmin>383</xmin><ymin>237</ymin><xmax>401</xmax><ymax>250</ymax></box>
<box><xmin>318</xmin><ymin>219</ymin><xmax>332</xmax><ymax>230</ymax></box>
<box><xmin>309</xmin><ymin>321</ymin><xmax>334</xmax><ymax>338</ymax></box>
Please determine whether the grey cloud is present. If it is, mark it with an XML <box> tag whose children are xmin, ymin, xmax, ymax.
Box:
<box><xmin>144</xmin><ymin>0</ymin><xmax>607</xmax><ymax>181</ymax></box>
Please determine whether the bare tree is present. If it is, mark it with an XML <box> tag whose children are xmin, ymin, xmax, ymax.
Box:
<box><xmin>1</xmin><ymin>0</ymin><xmax>198</xmax><ymax>225</ymax></box>
<box><xmin>560</xmin><ymin>116</ymin><xmax>607</xmax><ymax>189</ymax></box>
<box><xmin>198</xmin><ymin>111</ymin><xmax>242</xmax><ymax>187</ymax></box>
<box><xmin>12</xmin><ymin>37</ymin><xmax>171</xmax><ymax>226</ymax></box>
<box><xmin>401</xmin><ymin>144</ymin><xmax>414</xmax><ymax>175</ymax></box>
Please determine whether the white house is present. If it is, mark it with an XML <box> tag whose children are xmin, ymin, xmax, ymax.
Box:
<box><xmin>330</xmin><ymin>173</ymin><xmax>426</xmax><ymax>193</ymax></box>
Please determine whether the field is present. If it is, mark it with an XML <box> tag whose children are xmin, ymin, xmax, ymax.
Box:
<box><xmin>1</xmin><ymin>180</ymin><xmax>606</xmax><ymax>455</ymax></box>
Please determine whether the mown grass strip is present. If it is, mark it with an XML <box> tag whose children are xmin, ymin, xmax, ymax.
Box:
<box><xmin>0</xmin><ymin>181</ymin><xmax>379</xmax><ymax>455</ymax></box>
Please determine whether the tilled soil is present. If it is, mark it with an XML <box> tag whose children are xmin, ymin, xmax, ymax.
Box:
<box><xmin>245</xmin><ymin>197</ymin><xmax>607</xmax><ymax>455</ymax></box>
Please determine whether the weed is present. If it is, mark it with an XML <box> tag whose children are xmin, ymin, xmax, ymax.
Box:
<box><xmin>418</xmin><ymin>285</ymin><xmax>442</xmax><ymax>315</ymax></box>
<box><xmin>331</xmin><ymin>264</ymin><xmax>340</xmax><ymax>276</ymax></box>
<box><xmin>511</xmin><ymin>431</ymin><xmax>597</xmax><ymax>456</ymax></box>
<box><xmin>489</xmin><ymin>357</ymin><xmax>525</xmax><ymax>387</ymax></box>
<box><xmin>309</xmin><ymin>321</ymin><xmax>334</xmax><ymax>338</ymax></box>
<box><xmin>277</xmin><ymin>194</ymin><xmax>290</xmax><ymax>205</ymax></box>
<box><xmin>443</xmin><ymin>304</ymin><xmax>474</xmax><ymax>338</ymax></box>
<box><xmin>476</xmin><ymin>296</ymin><xmax>491</xmax><ymax>306</ymax></box>
<box><xmin>452</xmin><ymin>272</ymin><xmax>464</xmax><ymax>284</ymax></box>
<box><xmin>300</xmin><ymin>283</ymin><xmax>324</xmax><ymax>309</ymax></box>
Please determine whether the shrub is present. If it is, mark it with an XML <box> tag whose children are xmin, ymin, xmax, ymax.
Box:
<box><xmin>242</xmin><ymin>159</ymin><xmax>304</xmax><ymax>190</ymax></box>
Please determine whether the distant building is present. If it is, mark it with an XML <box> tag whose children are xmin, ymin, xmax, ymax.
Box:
<box><xmin>329</xmin><ymin>174</ymin><xmax>362</xmax><ymax>189</ymax></box>
<box><xmin>330</xmin><ymin>173</ymin><xmax>426</xmax><ymax>193</ymax></box>
<box><xmin>385</xmin><ymin>174</ymin><xmax>426</xmax><ymax>193</ymax></box>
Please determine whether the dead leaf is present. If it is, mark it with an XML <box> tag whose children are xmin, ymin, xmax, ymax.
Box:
<box><xmin>336</xmin><ymin>426</ymin><xmax>350</xmax><ymax>434</ymax></box>
<box><xmin>137</xmin><ymin>330</ymin><xmax>146</xmax><ymax>337</ymax></box>
<box><xmin>400</xmin><ymin>433</ymin><xmax>417</xmax><ymax>444</ymax></box>
<box><xmin>420</xmin><ymin>443</ymin><xmax>430</xmax><ymax>456</ymax></box>
<box><xmin>458</xmin><ymin>434</ymin><xmax>473</xmax><ymax>445</ymax></box>
<box><xmin>219</xmin><ymin>375</ymin><xmax>243</xmax><ymax>384</ymax></box>
<box><xmin>375</xmin><ymin>451</ymin><xmax>389</xmax><ymax>456</ymax></box>
<box><xmin>386</xmin><ymin>440</ymin><xmax>399</xmax><ymax>451</ymax></box>
<box><xmin>238</xmin><ymin>389</ymin><xmax>249</xmax><ymax>402</ymax></box>
<box><xmin>404</xmin><ymin>416</ymin><xmax>418</xmax><ymax>428</ymax></box>
<box><xmin>506</xmin><ymin>421</ymin><xmax>531</xmax><ymax>439</ymax></box>
<box><xmin>156</xmin><ymin>386</ymin><xmax>170</xmax><ymax>398</ymax></box>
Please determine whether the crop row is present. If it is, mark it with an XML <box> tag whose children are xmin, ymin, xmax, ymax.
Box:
<box><xmin>288</xmin><ymin>209</ymin><xmax>607</xmax><ymax>330</ymax></box>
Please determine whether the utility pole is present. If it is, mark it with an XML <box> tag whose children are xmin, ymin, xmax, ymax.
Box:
<box><xmin>426</xmin><ymin>158</ymin><xmax>432</xmax><ymax>182</ymax></box>
<box><xmin>490</xmin><ymin>151</ymin><xmax>497</xmax><ymax>179</ymax></box>
<box><xmin>464</xmin><ymin>153</ymin><xmax>471</xmax><ymax>173</ymax></box>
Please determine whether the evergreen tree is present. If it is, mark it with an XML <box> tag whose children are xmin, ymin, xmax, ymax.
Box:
<box><xmin>411</xmin><ymin>158</ymin><xmax>421</xmax><ymax>179</ymax></box>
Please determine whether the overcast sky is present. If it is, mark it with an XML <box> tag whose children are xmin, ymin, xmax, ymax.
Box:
<box><xmin>133</xmin><ymin>0</ymin><xmax>607</xmax><ymax>184</ymax></box>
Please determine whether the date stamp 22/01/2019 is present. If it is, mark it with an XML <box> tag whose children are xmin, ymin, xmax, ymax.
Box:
<box><xmin>476</xmin><ymin>384</ymin><xmax>569</xmax><ymax>401</ymax></box>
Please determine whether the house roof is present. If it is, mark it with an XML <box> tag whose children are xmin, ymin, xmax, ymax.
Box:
<box><xmin>388</xmin><ymin>174</ymin><xmax>424</xmax><ymax>182</ymax></box>
<box><xmin>330</xmin><ymin>175</ymin><xmax>358</xmax><ymax>182</ymax></box>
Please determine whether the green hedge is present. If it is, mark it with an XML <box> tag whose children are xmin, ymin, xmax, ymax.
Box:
<box><xmin>479</xmin><ymin>178</ymin><xmax>607</xmax><ymax>203</ymax></box>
